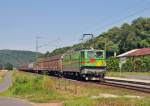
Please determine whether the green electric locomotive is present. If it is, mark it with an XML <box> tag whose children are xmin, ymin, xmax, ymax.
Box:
<box><xmin>21</xmin><ymin>49</ymin><xmax>106</xmax><ymax>80</ymax></box>
<box><xmin>62</xmin><ymin>49</ymin><xmax>106</xmax><ymax>80</ymax></box>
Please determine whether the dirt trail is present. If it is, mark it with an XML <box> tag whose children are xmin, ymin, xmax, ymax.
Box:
<box><xmin>0</xmin><ymin>71</ymin><xmax>62</xmax><ymax>106</ymax></box>
<box><xmin>0</xmin><ymin>71</ymin><xmax>12</xmax><ymax>92</ymax></box>
<box><xmin>35</xmin><ymin>103</ymin><xmax>62</xmax><ymax>106</ymax></box>
<box><xmin>0</xmin><ymin>72</ymin><xmax>33</xmax><ymax>106</ymax></box>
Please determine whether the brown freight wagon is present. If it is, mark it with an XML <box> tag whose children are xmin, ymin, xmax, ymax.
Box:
<box><xmin>35</xmin><ymin>55</ymin><xmax>63</xmax><ymax>75</ymax></box>
<box><xmin>19</xmin><ymin>64</ymin><xmax>29</xmax><ymax>71</ymax></box>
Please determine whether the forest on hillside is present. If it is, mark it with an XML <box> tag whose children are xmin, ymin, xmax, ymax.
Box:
<box><xmin>43</xmin><ymin>17</ymin><xmax>150</xmax><ymax>57</ymax></box>
<box><xmin>0</xmin><ymin>50</ymin><xmax>36</xmax><ymax>68</ymax></box>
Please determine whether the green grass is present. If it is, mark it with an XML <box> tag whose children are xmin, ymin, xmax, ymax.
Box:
<box><xmin>0</xmin><ymin>71</ymin><xmax>150</xmax><ymax>106</ymax></box>
<box><xmin>106</xmin><ymin>71</ymin><xmax>150</xmax><ymax>78</ymax></box>
<box><xmin>0</xmin><ymin>71</ymin><xmax>57</xmax><ymax>102</ymax></box>
<box><xmin>0</xmin><ymin>75</ymin><xmax>3</xmax><ymax>83</ymax></box>
<box><xmin>63</xmin><ymin>97</ymin><xmax>150</xmax><ymax>106</ymax></box>
<box><xmin>0</xmin><ymin>77</ymin><xmax>3</xmax><ymax>83</ymax></box>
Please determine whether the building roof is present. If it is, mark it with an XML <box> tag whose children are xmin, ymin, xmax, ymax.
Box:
<box><xmin>128</xmin><ymin>48</ymin><xmax>150</xmax><ymax>57</ymax></box>
<box><xmin>117</xmin><ymin>49</ymin><xmax>138</xmax><ymax>57</ymax></box>
<box><xmin>117</xmin><ymin>48</ymin><xmax>150</xmax><ymax>57</ymax></box>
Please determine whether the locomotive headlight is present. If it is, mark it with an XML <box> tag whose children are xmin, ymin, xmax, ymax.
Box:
<box><xmin>96</xmin><ymin>61</ymin><xmax>105</xmax><ymax>66</ymax></box>
<box><xmin>96</xmin><ymin>61</ymin><xmax>102</xmax><ymax>66</ymax></box>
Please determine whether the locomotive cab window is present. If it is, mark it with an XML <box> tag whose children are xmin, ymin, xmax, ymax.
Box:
<box><xmin>87</xmin><ymin>51</ymin><xmax>95</xmax><ymax>58</ymax></box>
<box><xmin>96</xmin><ymin>51</ymin><xmax>103</xmax><ymax>58</ymax></box>
<box><xmin>87</xmin><ymin>51</ymin><xmax>103</xmax><ymax>58</ymax></box>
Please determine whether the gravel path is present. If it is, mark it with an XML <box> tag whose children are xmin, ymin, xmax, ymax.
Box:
<box><xmin>0</xmin><ymin>72</ymin><xmax>12</xmax><ymax>92</ymax></box>
<box><xmin>0</xmin><ymin>71</ymin><xmax>34</xmax><ymax>106</ymax></box>
<box><xmin>35</xmin><ymin>103</ymin><xmax>62</xmax><ymax>106</ymax></box>
<box><xmin>127</xmin><ymin>75</ymin><xmax>150</xmax><ymax>80</ymax></box>
<box><xmin>0</xmin><ymin>98</ymin><xmax>33</xmax><ymax>106</ymax></box>
<box><xmin>0</xmin><ymin>71</ymin><xmax>61</xmax><ymax>106</ymax></box>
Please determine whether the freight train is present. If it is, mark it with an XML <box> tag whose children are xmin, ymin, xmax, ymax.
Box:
<box><xmin>20</xmin><ymin>49</ymin><xmax>106</xmax><ymax>80</ymax></box>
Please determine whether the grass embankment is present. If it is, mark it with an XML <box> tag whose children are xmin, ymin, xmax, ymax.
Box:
<box><xmin>107</xmin><ymin>71</ymin><xmax>150</xmax><ymax>78</ymax></box>
<box><xmin>64</xmin><ymin>98</ymin><xmax>150</xmax><ymax>106</ymax></box>
<box><xmin>0</xmin><ymin>71</ymin><xmax>150</xmax><ymax>106</ymax></box>
<box><xmin>0</xmin><ymin>71</ymin><xmax>6</xmax><ymax>83</ymax></box>
<box><xmin>0</xmin><ymin>71</ymin><xmax>56</xmax><ymax>102</ymax></box>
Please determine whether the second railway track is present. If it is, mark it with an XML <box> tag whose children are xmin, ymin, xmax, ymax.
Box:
<box><xmin>101</xmin><ymin>79</ymin><xmax>150</xmax><ymax>93</ymax></box>
<box><xmin>56</xmin><ymin>76</ymin><xmax>150</xmax><ymax>93</ymax></box>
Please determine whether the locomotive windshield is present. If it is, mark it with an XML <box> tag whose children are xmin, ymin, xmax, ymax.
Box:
<box><xmin>87</xmin><ymin>51</ymin><xmax>104</xmax><ymax>58</ymax></box>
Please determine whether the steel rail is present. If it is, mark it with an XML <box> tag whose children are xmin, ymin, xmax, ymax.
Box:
<box><xmin>101</xmin><ymin>80</ymin><xmax>150</xmax><ymax>93</ymax></box>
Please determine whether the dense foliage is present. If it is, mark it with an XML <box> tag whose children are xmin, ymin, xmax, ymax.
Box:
<box><xmin>106</xmin><ymin>57</ymin><xmax>119</xmax><ymax>72</ymax></box>
<box><xmin>4</xmin><ymin>63</ymin><xmax>13</xmax><ymax>70</ymax></box>
<box><xmin>121</xmin><ymin>58</ymin><xmax>134</xmax><ymax>72</ymax></box>
<box><xmin>44</xmin><ymin>17</ymin><xmax>150</xmax><ymax>57</ymax></box>
<box><xmin>106</xmin><ymin>56</ymin><xmax>150</xmax><ymax>72</ymax></box>
<box><xmin>0</xmin><ymin>64</ymin><xmax>2</xmax><ymax>70</ymax></box>
<box><xmin>122</xmin><ymin>56</ymin><xmax>150</xmax><ymax>72</ymax></box>
<box><xmin>0</xmin><ymin>50</ymin><xmax>36</xmax><ymax>68</ymax></box>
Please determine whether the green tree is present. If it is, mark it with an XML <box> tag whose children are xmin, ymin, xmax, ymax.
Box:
<box><xmin>107</xmin><ymin>57</ymin><xmax>119</xmax><ymax>72</ymax></box>
<box><xmin>4</xmin><ymin>63</ymin><xmax>13</xmax><ymax>70</ymax></box>
<box><xmin>139</xmin><ymin>40</ymin><xmax>149</xmax><ymax>47</ymax></box>
<box><xmin>122</xmin><ymin>58</ymin><xmax>134</xmax><ymax>72</ymax></box>
<box><xmin>0</xmin><ymin>64</ymin><xmax>3</xmax><ymax>70</ymax></box>
<box><xmin>43</xmin><ymin>17</ymin><xmax>150</xmax><ymax>58</ymax></box>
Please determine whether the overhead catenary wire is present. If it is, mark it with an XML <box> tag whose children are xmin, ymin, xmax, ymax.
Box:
<box><xmin>69</xmin><ymin>1</ymin><xmax>150</xmax><ymax>43</ymax></box>
<box><xmin>38</xmin><ymin>38</ymin><xmax>61</xmax><ymax>49</ymax></box>
<box><xmin>93</xmin><ymin>4</ymin><xmax>150</xmax><ymax>34</ymax></box>
<box><xmin>37</xmin><ymin>1</ymin><xmax>150</xmax><ymax>52</ymax></box>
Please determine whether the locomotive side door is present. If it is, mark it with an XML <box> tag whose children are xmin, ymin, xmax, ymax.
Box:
<box><xmin>80</xmin><ymin>51</ymin><xmax>85</xmax><ymax>72</ymax></box>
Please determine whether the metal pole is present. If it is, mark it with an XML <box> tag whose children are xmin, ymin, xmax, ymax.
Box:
<box><xmin>104</xmin><ymin>39</ymin><xmax>107</xmax><ymax>58</ymax></box>
<box><xmin>36</xmin><ymin>37</ymin><xmax>38</xmax><ymax>63</ymax></box>
<box><xmin>119</xmin><ymin>63</ymin><xmax>122</xmax><ymax>77</ymax></box>
<box><xmin>75</xmin><ymin>82</ymin><xmax>77</xmax><ymax>94</ymax></box>
<box><xmin>82</xmin><ymin>34</ymin><xmax>94</xmax><ymax>49</ymax></box>
<box><xmin>36</xmin><ymin>37</ymin><xmax>38</xmax><ymax>73</ymax></box>
<box><xmin>35</xmin><ymin>36</ymin><xmax>41</xmax><ymax>73</ymax></box>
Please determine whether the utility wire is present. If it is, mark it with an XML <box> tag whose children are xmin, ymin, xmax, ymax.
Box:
<box><xmin>94</xmin><ymin>5</ymin><xmax>150</xmax><ymax>33</ymax></box>
<box><xmin>38</xmin><ymin>38</ymin><xmax>61</xmax><ymax>48</ymax></box>
<box><xmin>70</xmin><ymin>1</ymin><xmax>150</xmax><ymax>43</ymax></box>
<box><xmin>39</xmin><ymin>1</ymin><xmax>150</xmax><ymax>50</ymax></box>
<box><xmin>43</xmin><ymin>2</ymin><xmax>150</xmax><ymax>49</ymax></box>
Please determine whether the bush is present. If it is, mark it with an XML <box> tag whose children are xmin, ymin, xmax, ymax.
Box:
<box><xmin>0</xmin><ymin>64</ymin><xmax>3</xmax><ymax>70</ymax></box>
<box><xmin>122</xmin><ymin>58</ymin><xmax>134</xmax><ymax>72</ymax></box>
<box><xmin>9</xmin><ymin>72</ymin><xmax>56</xmax><ymax>102</ymax></box>
<box><xmin>4</xmin><ymin>63</ymin><xmax>13</xmax><ymax>70</ymax></box>
<box><xmin>122</xmin><ymin>56</ymin><xmax>150</xmax><ymax>72</ymax></box>
<box><xmin>107</xmin><ymin>57</ymin><xmax>119</xmax><ymax>72</ymax></box>
<box><xmin>140</xmin><ymin>56</ymin><xmax>150</xmax><ymax>71</ymax></box>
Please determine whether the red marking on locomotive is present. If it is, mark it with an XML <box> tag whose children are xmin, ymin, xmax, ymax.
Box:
<box><xmin>89</xmin><ymin>58</ymin><xmax>95</xmax><ymax>63</ymax></box>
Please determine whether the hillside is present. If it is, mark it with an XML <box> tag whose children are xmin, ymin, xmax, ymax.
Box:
<box><xmin>0</xmin><ymin>50</ymin><xmax>36</xmax><ymax>68</ymax></box>
<box><xmin>43</xmin><ymin>17</ymin><xmax>150</xmax><ymax>57</ymax></box>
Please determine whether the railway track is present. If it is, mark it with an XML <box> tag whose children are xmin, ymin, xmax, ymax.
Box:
<box><xmin>57</xmin><ymin>77</ymin><xmax>150</xmax><ymax>93</ymax></box>
<box><xmin>101</xmin><ymin>79</ymin><xmax>150</xmax><ymax>93</ymax></box>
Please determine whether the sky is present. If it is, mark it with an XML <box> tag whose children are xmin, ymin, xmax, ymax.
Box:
<box><xmin>0</xmin><ymin>0</ymin><xmax>150</xmax><ymax>53</ymax></box>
